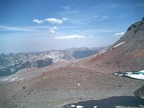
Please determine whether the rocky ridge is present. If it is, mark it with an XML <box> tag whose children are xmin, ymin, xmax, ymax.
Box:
<box><xmin>0</xmin><ymin>47</ymin><xmax>107</xmax><ymax>76</ymax></box>
<box><xmin>85</xmin><ymin>17</ymin><xmax>144</xmax><ymax>73</ymax></box>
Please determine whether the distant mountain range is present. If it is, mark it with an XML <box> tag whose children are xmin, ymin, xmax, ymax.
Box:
<box><xmin>0</xmin><ymin>46</ymin><xmax>109</xmax><ymax>76</ymax></box>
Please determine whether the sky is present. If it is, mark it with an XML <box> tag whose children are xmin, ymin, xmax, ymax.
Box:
<box><xmin>0</xmin><ymin>0</ymin><xmax>144</xmax><ymax>54</ymax></box>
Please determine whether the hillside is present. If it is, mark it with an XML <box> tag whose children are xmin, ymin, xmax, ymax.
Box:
<box><xmin>0</xmin><ymin>18</ymin><xmax>144</xmax><ymax>108</ymax></box>
<box><xmin>84</xmin><ymin>17</ymin><xmax>144</xmax><ymax>73</ymax></box>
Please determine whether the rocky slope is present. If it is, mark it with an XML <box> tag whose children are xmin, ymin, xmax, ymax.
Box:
<box><xmin>0</xmin><ymin>18</ymin><xmax>144</xmax><ymax>108</ymax></box>
<box><xmin>81</xmin><ymin>18</ymin><xmax>144</xmax><ymax>103</ymax></box>
<box><xmin>61</xmin><ymin>18</ymin><xmax>144</xmax><ymax>108</ymax></box>
<box><xmin>84</xmin><ymin>17</ymin><xmax>144</xmax><ymax>73</ymax></box>
<box><xmin>134</xmin><ymin>84</ymin><xmax>144</xmax><ymax>100</ymax></box>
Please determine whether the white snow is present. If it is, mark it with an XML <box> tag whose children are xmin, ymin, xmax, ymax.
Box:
<box><xmin>139</xmin><ymin>70</ymin><xmax>144</xmax><ymax>73</ymax></box>
<box><xmin>114</xmin><ymin>70</ymin><xmax>144</xmax><ymax>80</ymax></box>
<box><xmin>138</xmin><ymin>70</ymin><xmax>144</xmax><ymax>74</ymax></box>
<box><xmin>125</xmin><ymin>70</ymin><xmax>144</xmax><ymax>80</ymax></box>
<box><xmin>125</xmin><ymin>74</ymin><xmax>144</xmax><ymax>80</ymax></box>
<box><xmin>99</xmin><ymin>50</ymin><xmax>107</xmax><ymax>55</ymax></box>
<box><xmin>113</xmin><ymin>41</ymin><xmax>125</xmax><ymax>48</ymax></box>
<box><xmin>71</xmin><ymin>105</ymin><xmax>76</xmax><ymax>107</ymax></box>
<box><xmin>101</xmin><ymin>50</ymin><xmax>107</xmax><ymax>54</ymax></box>
<box><xmin>76</xmin><ymin>105</ymin><xmax>83</xmax><ymax>108</ymax></box>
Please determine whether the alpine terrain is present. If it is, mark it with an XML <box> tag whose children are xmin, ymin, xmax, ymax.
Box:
<box><xmin>0</xmin><ymin>18</ymin><xmax>144</xmax><ymax>108</ymax></box>
<box><xmin>0</xmin><ymin>47</ymin><xmax>106</xmax><ymax>76</ymax></box>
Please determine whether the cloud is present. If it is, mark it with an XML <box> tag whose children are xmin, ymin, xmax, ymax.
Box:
<box><xmin>54</xmin><ymin>35</ymin><xmax>86</xmax><ymax>39</ymax></box>
<box><xmin>33</xmin><ymin>18</ymin><xmax>67</xmax><ymax>24</ymax></box>
<box><xmin>114</xmin><ymin>32</ymin><xmax>125</xmax><ymax>36</ymax></box>
<box><xmin>33</xmin><ymin>19</ymin><xmax>44</xmax><ymax>24</ymax></box>
<box><xmin>62</xmin><ymin>18</ymin><xmax>68</xmax><ymax>21</ymax></box>
<box><xmin>48</xmin><ymin>26</ymin><xmax>58</xmax><ymax>33</ymax></box>
<box><xmin>45</xmin><ymin>18</ymin><xmax>63</xmax><ymax>24</ymax></box>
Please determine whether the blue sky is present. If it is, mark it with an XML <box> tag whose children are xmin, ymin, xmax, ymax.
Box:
<box><xmin>0</xmin><ymin>0</ymin><xmax>144</xmax><ymax>53</ymax></box>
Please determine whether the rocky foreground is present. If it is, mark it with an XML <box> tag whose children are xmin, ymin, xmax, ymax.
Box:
<box><xmin>0</xmin><ymin>62</ymin><xmax>144</xmax><ymax>108</ymax></box>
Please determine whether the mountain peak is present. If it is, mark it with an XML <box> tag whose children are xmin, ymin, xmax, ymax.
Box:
<box><xmin>87</xmin><ymin>18</ymin><xmax>144</xmax><ymax>72</ymax></box>
<box><xmin>142</xmin><ymin>17</ymin><xmax>144</xmax><ymax>22</ymax></box>
<box><xmin>127</xmin><ymin>17</ymin><xmax>144</xmax><ymax>32</ymax></box>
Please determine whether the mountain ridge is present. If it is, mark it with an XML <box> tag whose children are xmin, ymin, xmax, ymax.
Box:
<box><xmin>0</xmin><ymin>47</ymin><xmax>108</xmax><ymax>76</ymax></box>
<box><xmin>83</xmin><ymin>17</ymin><xmax>144</xmax><ymax>73</ymax></box>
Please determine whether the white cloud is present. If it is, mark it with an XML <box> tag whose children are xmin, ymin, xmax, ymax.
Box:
<box><xmin>62</xmin><ymin>18</ymin><xmax>68</xmax><ymax>21</ymax></box>
<box><xmin>33</xmin><ymin>18</ymin><xmax>67</xmax><ymax>24</ymax></box>
<box><xmin>54</xmin><ymin>35</ymin><xmax>86</xmax><ymax>39</ymax></box>
<box><xmin>48</xmin><ymin>26</ymin><xmax>58</xmax><ymax>33</ymax></box>
<box><xmin>33</xmin><ymin>19</ymin><xmax>44</xmax><ymax>24</ymax></box>
<box><xmin>114</xmin><ymin>32</ymin><xmax>125</xmax><ymax>36</ymax></box>
<box><xmin>45</xmin><ymin>18</ymin><xmax>63</xmax><ymax>24</ymax></box>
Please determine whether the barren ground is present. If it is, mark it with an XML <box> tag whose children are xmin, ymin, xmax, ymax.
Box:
<box><xmin>0</xmin><ymin>59</ymin><xmax>144</xmax><ymax>108</ymax></box>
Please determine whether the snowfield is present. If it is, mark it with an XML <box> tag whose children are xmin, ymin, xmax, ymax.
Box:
<box><xmin>114</xmin><ymin>70</ymin><xmax>144</xmax><ymax>80</ymax></box>
<box><xmin>125</xmin><ymin>70</ymin><xmax>144</xmax><ymax>80</ymax></box>
<box><xmin>113</xmin><ymin>41</ymin><xmax>125</xmax><ymax>48</ymax></box>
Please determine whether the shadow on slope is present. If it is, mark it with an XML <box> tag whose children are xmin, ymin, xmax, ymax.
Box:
<box><xmin>63</xmin><ymin>96</ymin><xmax>144</xmax><ymax>108</ymax></box>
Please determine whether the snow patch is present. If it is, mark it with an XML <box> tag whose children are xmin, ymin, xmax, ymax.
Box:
<box><xmin>138</xmin><ymin>70</ymin><xmax>144</xmax><ymax>74</ymax></box>
<box><xmin>140</xmin><ymin>70</ymin><xmax>144</xmax><ymax>72</ymax></box>
<box><xmin>125</xmin><ymin>74</ymin><xmax>144</xmax><ymax>80</ymax></box>
<box><xmin>113</xmin><ymin>70</ymin><xmax>144</xmax><ymax>80</ymax></box>
<box><xmin>76</xmin><ymin>105</ymin><xmax>83</xmax><ymax>108</ymax></box>
<box><xmin>71</xmin><ymin>105</ymin><xmax>76</xmax><ymax>107</ymax></box>
<box><xmin>99</xmin><ymin>50</ymin><xmax>107</xmax><ymax>55</ymax></box>
<box><xmin>113</xmin><ymin>41</ymin><xmax>125</xmax><ymax>48</ymax></box>
<box><xmin>101</xmin><ymin>50</ymin><xmax>107</xmax><ymax>54</ymax></box>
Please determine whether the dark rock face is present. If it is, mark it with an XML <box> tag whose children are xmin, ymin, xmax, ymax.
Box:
<box><xmin>0</xmin><ymin>53</ymin><xmax>53</xmax><ymax>76</ymax></box>
<box><xmin>63</xmin><ymin>96</ymin><xmax>144</xmax><ymax>108</ymax></box>
<box><xmin>0</xmin><ymin>51</ymin><xmax>74</xmax><ymax>76</ymax></box>
<box><xmin>134</xmin><ymin>84</ymin><xmax>144</xmax><ymax>100</ymax></box>
<box><xmin>36</xmin><ymin>59</ymin><xmax>53</xmax><ymax>68</ymax></box>
<box><xmin>72</xmin><ymin>50</ymin><xmax>98</xmax><ymax>59</ymax></box>
<box><xmin>65</xmin><ymin>46</ymin><xmax>109</xmax><ymax>59</ymax></box>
